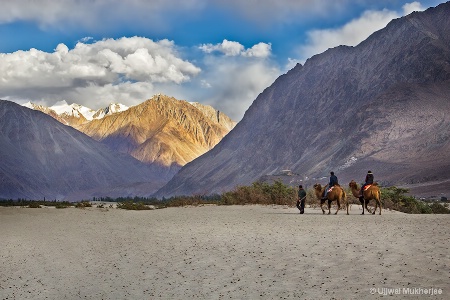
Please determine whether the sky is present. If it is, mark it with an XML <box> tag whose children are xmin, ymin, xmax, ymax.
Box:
<box><xmin>0</xmin><ymin>0</ymin><xmax>444</xmax><ymax>121</ymax></box>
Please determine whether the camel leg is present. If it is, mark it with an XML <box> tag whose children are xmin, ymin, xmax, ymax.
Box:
<box><xmin>320</xmin><ymin>200</ymin><xmax>326</xmax><ymax>214</ymax></box>
<box><xmin>335</xmin><ymin>199</ymin><xmax>340</xmax><ymax>215</ymax></box>
<box><xmin>327</xmin><ymin>200</ymin><xmax>331</xmax><ymax>215</ymax></box>
<box><xmin>365</xmin><ymin>200</ymin><xmax>372</xmax><ymax>214</ymax></box>
<box><xmin>373</xmin><ymin>199</ymin><xmax>381</xmax><ymax>215</ymax></box>
<box><xmin>360</xmin><ymin>198</ymin><xmax>365</xmax><ymax>215</ymax></box>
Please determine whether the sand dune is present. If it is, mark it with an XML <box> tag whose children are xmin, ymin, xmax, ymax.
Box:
<box><xmin>1</xmin><ymin>205</ymin><xmax>449</xmax><ymax>299</ymax></box>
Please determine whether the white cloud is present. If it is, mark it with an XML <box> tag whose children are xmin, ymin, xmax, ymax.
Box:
<box><xmin>402</xmin><ymin>1</ymin><xmax>425</xmax><ymax>14</ymax></box>
<box><xmin>296</xmin><ymin>2</ymin><xmax>427</xmax><ymax>63</ymax></box>
<box><xmin>243</xmin><ymin>43</ymin><xmax>272</xmax><ymax>58</ymax></box>
<box><xmin>0</xmin><ymin>37</ymin><xmax>200</xmax><ymax>108</ymax></box>
<box><xmin>298</xmin><ymin>9</ymin><xmax>397</xmax><ymax>61</ymax></box>
<box><xmin>190</xmin><ymin>55</ymin><xmax>280</xmax><ymax>120</ymax></box>
<box><xmin>199</xmin><ymin>39</ymin><xmax>244</xmax><ymax>56</ymax></box>
<box><xmin>199</xmin><ymin>40</ymin><xmax>271</xmax><ymax>58</ymax></box>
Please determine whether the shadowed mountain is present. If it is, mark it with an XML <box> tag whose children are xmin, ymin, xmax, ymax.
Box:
<box><xmin>0</xmin><ymin>100</ymin><xmax>166</xmax><ymax>200</ymax></box>
<box><xmin>156</xmin><ymin>2</ymin><xmax>450</xmax><ymax>198</ymax></box>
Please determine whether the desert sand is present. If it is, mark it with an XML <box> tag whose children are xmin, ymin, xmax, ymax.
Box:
<box><xmin>1</xmin><ymin>205</ymin><xmax>449</xmax><ymax>299</ymax></box>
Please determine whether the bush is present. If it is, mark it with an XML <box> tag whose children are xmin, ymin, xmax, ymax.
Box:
<box><xmin>221</xmin><ymin>180</ymin><xmax>296</xmax><ymax>206</ymax></box>
<box><xmin>55</xmin><ymin>202</ymin><xmax>72</xmax><ymax>209</ymax></box>
<box><xmin>28</xmin><ymin>201</ymin><xmax>41</xmax><ymax>208</ymax></box>
<box><xmin>429</xmin><ymin>202</ymin><xmax>450</xmax><ymax>214</ymax></box>
<box><xmin>379</xmin><ymin>186</ymin><xmax>450</xmax><ymax>214</ymax></box>
<box><xmin>116</xmin><ymin>201</ymin><xmax>154</xmax><ymax>210</ymax></box>
<box><xmin>75</xmin><ymin>201</ymin><xmax>92</xmax><ymax>208</ymax></box>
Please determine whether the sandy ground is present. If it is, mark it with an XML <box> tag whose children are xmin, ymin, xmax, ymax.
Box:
<box><xmin>1</xmin><ymin>205</ymin><xmax>449</xmax><ymax>299</ymax></box>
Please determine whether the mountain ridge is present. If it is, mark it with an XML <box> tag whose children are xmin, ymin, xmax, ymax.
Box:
<box><xmin>155</xmin><ymin>2</ymin><xmax>450</xmax><ymax>198</ymax></box>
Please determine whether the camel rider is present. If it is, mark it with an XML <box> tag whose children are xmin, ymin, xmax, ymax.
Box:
<box><xmin>322</xmin><ymin>171</ymin><xmax>338</xmax><ymax>200</ymax></box>
<box><xmin>297</xmin><ymin>185</ymin><xmax>307</xmax><ymax>214</ymax></box>
<box><xmin>360</xmin><ymin>170</ymin><xmax>374</xmax><ymax>200</ymax></box>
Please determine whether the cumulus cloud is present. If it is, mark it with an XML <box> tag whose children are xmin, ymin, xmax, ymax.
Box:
<box><xmin>402</xmin><ymin>1</ymin><xmax>425</xmax><ymax>14</ymax></box>
<box><xmin>199</xmin><ymin>40</ymin><xmax>271</xmax><ymax>58</ymax></box>
<box><xmin>242</xmin><ymin>43</ymin><xmax>272</xmax><ymax>58</ymax></box>
<box><xmin>0</xmin><ymin>37</ymin><xmax>200</xmax><ymax>107</ymax></box>
<box><xmin>188</xmin><ymin>55</ymin><xmax>280</xmax><ymax>120</ymax></box>
<box><xmin>296</xmin><ymin>1</ymin><xmax>427</xmax><ymax>62</ymax></box>
<box><xmin>199</xmin><ymin>40</ymin><xmax>244</xmax><ymax>56</ymax></box>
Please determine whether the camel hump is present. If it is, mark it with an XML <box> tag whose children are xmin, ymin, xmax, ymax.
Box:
<box><xmin>373</xmin><ymin>182</ymin><xmax>378</xmax><ymax>186</ymax></box>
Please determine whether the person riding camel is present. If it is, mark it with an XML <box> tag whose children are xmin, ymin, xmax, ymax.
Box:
<box><xmin>360</xmin><ymin>170</ymin><xmax>374</xmax><ymax>201</ymax></box>
<box><xmin>322</xmin><ymin>171</ymin><xmax>338</xmax><ymax>200</ymax></box>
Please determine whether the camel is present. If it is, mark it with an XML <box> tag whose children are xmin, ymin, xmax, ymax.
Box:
<box><xmin>348</xmin><ymin>180</ymin><xmax>382</xmax><ymax>215</ymax></box>
<box><xmin>313</xmin><ymin>184</ymin><xmax>348</xmax><ymax>215</ymax></box>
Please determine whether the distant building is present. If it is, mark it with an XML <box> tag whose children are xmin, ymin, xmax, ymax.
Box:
<box><xmin>279</xmin><ymin>170</ymin><xmax>295</xmax><ymax>176</ymax></box>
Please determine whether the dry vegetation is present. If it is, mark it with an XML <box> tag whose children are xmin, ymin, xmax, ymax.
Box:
<box><xmin>1</xmin><ymin>181</ymin><xmax>448</xmax><ymax>213</ymax></box>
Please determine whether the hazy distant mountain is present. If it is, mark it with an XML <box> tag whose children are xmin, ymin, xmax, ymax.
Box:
<box><xmin>0</xmin><ymin>100</ymin><xmax>165</xmax><ymax>200</ymax></box>
<box><xmin>156</xmin><ymin>2</ymin><xmax>450</xmax><ymax>198</ymax></box>
<box><xmin>76</xmin><ymin>94</ymin><xmax>236</xmax><ymax>177</ymax></box>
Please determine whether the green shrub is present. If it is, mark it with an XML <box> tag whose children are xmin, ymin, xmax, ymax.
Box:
<box><xmin>28</xmin><ymin>201</ymin><xmax>41</xmax><ymax>208</ymax></box>
<box><xmin>221</xmin><ymin>180</ymin><xmax>296</xmax><ymax>206</ymax></box>
<box><xmin>75</xmin><ymin>201</ymin><xmax>92</xmax><ymax>208</ymax></box>
<box><xmin>55</xmin><ymin>202</ymin><xmax>72</xmax><ymax>209</ymax></box>
<box><xmin>116</xmin><ymin>201</ymin><xmax>154</xmax><ymax>210</ymax></box>
<box><xmin>379</xmin><ymin>186</ymin><xmax>449</xmax><ymax>214</ymax></box>
<box><xmin>429</xmin><ymin>202</ymin><xmax>450</xmax><ymax>214</ymax></box>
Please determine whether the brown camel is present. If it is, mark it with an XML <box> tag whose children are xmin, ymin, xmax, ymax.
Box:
<box><xmin>313</xmin><ymin>184</ymin><xmax>348</xmax><ymax>215</ymax></box>
<box><xmin>348</xmin><ymin>180</ymin><xmax>382</xmax><ymax>215</ymax></box>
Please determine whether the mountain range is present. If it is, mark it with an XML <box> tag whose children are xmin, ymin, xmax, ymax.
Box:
<box><xmin>155</xmin><ymin>2</ymin><xmax>450</xmax><ymax>198</ymax></box>
<box><xmin>23</xmin><ymin>100</ymin><xmax>129</xmax><ymax>127</ymax></box>
<box><xmin>1</xmin><ymin>95</ymin><xmax>235</xmax><ymax>200</ymax></box>
<box><xmin>2</xmin><ymin>2</ymin><xmax>449</xmax><ymax>200</ymax></box>
<box><xmin>23</xmin><ymin>95</ymin><xmax>235</xmax><ymax>176</ymax></box>
<box><xmin>0</xmin><ymin>100</ymin><xmax>163</xmax><ymax>200</ymax></box>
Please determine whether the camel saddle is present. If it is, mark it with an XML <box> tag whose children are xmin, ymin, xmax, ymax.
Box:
<box><xmin>363</xmin><ymin>184</ymin><xmax>372</xmax><ymax>191</ymax></box>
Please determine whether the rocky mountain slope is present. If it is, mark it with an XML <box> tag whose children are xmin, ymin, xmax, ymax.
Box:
<box><xmin>75</xmin><ymin>94</ymin><xmax>236</xmax><ymax>176</ymax></box>
<box><xmin>24</xmin><ymin>96</ymin><xmax>236</xmax><ymax>177</ymax></box>
<box><xmin>0</xmin><ymin>100</ymin><xmax>165</xmax><ymax>200</ymax></box>
<box><xmin>156</xmin><ymin>2</ymin><xmax>450</xmax><ymax>198</ymax></box>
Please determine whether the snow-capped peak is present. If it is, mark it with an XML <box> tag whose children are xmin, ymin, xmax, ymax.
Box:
<box><xmin>49</xmin><ymin>100</ymin><xmax>97</xmax><ymax>120</ymax></box>
<box><xmin>22</xmin><ymin>100</ymin><xmax>129</xmax><ymax>122</ymax></box>
<box><xmin>92</xmin><ymin>103</ymin><xmax>129</xmax><ymax>119</ymax></box>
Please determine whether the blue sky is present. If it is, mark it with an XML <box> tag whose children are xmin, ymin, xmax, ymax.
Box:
<box><xmin>0</xmin><ymin>0</ymin><xmax>444</xmax><ymax>120</ymax></box>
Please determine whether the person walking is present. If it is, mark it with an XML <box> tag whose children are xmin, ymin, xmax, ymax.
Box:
<box><xmin>297</xmin><ymin>185</ymin><xmax>307</xmax><ymax>214</ymax></box>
